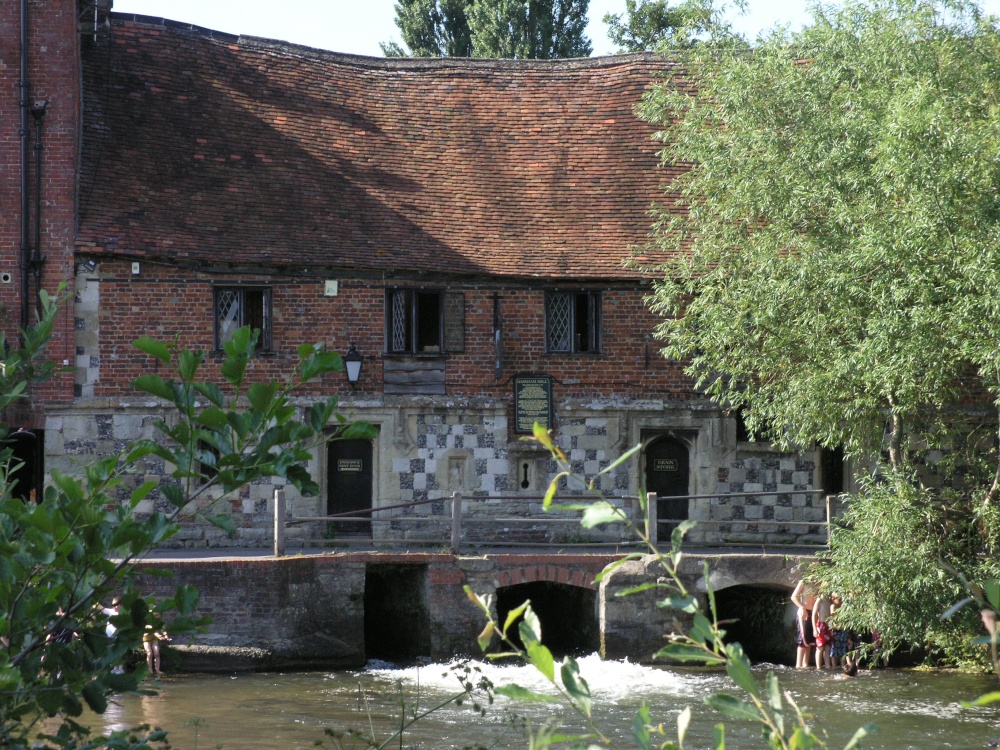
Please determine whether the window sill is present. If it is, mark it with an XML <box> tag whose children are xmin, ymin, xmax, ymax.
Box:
<box><xmin>383</xmin><ymin>352</ymin><xmax>449</xmax><ymax>359</ymax></box>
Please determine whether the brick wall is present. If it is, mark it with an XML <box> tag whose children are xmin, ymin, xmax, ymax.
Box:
<box><xmin>0</xmin><ymin>0</ymin><xmax>79</xmax><ymax>419</ymax></box>
<box><xmin>76</xmin><ymin>258</ymin><xmax>690</xmax><ymax>401</ymax></box>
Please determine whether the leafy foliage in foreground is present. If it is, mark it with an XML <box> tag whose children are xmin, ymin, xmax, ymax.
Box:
<box><xmin>0</xmin><ymin>295</ymin><xmax>374</xmax><ymax>749</ymax></box>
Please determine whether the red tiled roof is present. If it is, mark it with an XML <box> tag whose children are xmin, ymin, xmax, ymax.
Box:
<box><xmin>78</xmin><ymin>16</ymin><xmax>679</xmax><ymax>280</ymax></box>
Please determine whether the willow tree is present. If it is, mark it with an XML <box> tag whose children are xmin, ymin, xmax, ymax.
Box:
<box><xmin>642</xmin><ymin>0</ymin><xmax>1000</xmax><ymax>478</ymax></box>
<box><xmin>639</xmin><ymin>0</ymin><xmax>1000</xmax><ymax>663</ymax></box>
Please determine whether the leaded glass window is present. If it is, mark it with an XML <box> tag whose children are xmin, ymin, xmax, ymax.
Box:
<box><xmin>545</xmin><ymin>291</ymin><xmax>601</xmax><ymax>354</ymax></box>
<box><xmin>214</xmin><ymin>287</ymin><xmax>271</xmax><ymax>351</ymax></box>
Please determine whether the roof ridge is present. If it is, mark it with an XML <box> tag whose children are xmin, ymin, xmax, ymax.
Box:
<box><xmin>108</xmin><ymin>12</ymin><xmax>671</xmax><ymax>71</ymax></box>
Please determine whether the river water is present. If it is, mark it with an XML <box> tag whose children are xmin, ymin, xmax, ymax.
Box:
<box><xmin>90</xmin><ymin>657</ymin><xmax>997</xmax><ymax>749</ymax></box>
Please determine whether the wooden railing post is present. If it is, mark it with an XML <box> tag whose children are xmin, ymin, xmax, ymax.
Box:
<box><xmin>647</xmin><ymin>492</ymin><xmax>657</xmax><ymax>549</ymax></box>
<box><xmin>825</xmin><ymin>494</ymin><xmax>833</xmax><ymax>548</ymax></box>
<box><xmin>451</xmin><ymin>491</ymin><xmax>462</xmax><ymax>553</ymax></box>
<box><xmin>273</xmin><ymin>488</ymin><xmax>286</xmax><ymax>557</ymax></box>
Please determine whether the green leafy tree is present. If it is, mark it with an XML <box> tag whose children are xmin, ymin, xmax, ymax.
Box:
<box><xmin>383</xmin><ymin>0</ymin><xmax>592</xmax><ymax>58</ymax></box>
<box><xmin>603</xmin><ymin>0</ymin><xmax>690</xmax><ymax>51</ymax></box>
<box><xmin>640</xmin><ymin>0</ymin><xmax>1000</xmax><ymax>471</ymax></box>
<box><xmin>0</xmin><ymin>293</ymin><xmax>374</xmax><ymax>749</ymax></box>
<box><xmin>381</xmin><ymin>0</ymin><xmax>474</xmax><ymax>57</ymax></box>
<box><xmin>637</xmin><ymin>0</ymin><xmax>1000</xmax><ymax>661</ymax></box>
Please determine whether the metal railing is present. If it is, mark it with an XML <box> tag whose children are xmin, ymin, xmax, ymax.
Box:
<box><xmin>271</xmin><ymin>488</ymin><xmax>833</xmax><ymax>556</ymax></box>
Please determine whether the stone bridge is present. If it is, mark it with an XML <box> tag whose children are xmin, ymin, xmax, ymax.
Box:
<box><xmin>134</xmin><ymin>549</ymin><xmax>812</xmax><ymax>671</ymax></box>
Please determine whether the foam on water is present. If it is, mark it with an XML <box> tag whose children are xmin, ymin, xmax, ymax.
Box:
<box><xmin>356</xmin><ymin>653</ymin><xmax>706</xmax><ymax>703</ymax></box>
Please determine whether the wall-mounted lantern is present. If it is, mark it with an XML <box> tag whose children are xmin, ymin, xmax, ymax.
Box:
<box><xmin>344</xmin><ymin>343</ymin><xmax>363</xmax><ymax>388</ymax></box>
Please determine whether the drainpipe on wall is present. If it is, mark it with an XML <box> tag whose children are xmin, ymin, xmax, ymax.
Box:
<box><xmin>19</xmin><ymin>0</ymin><xmax>30</xmax><ymax>340</ymax></box>
<box><xmin>29</xmin><ymin>100</ymin><xmax>48</xmax><ymax>319</ymax></box>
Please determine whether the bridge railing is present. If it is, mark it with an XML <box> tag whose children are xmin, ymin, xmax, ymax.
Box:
<box><xmin>273</xmin><ymin>488</ymin><xmax>835</xmax><ymax>556</ymax></box>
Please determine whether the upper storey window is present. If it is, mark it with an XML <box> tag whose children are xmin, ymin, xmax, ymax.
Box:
<box><xmin>385</xmin><ymin>289</ymin><xmax>465</xmax><ymax>354</ymax></box>
<box><xmin>215</xmin><ymin>287</ymin><xmax>271</xmax><ymax>351</ymax></box>
<box><xmin>546</xmin><ymin>291</ymin><xmax>601</xmax><ymax>354</ymax></box>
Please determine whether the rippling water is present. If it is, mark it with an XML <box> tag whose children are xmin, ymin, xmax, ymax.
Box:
<box><xmin>89</xmin><ymin>657</ymin><xmax>998</xmax><ymax>749</ymax></box>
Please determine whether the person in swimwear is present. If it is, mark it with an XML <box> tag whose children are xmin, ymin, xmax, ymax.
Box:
<box><xmin>791</xmin><ymin>579</ymin><xmax>816</xmax><ymax>668</ymax></box>
<box><xmin>812</xmin><ymin>593</ymin><xmax>833</xmax><ymax>670</ymax></box>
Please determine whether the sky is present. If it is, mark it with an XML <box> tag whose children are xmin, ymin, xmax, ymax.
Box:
<box><xmin>110</xmin><ymin>0</ymin><xmax>820</xmax><ymax>57</ymax></box>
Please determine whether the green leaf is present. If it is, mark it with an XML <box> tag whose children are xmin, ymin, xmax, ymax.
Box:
<box><xmin>725</xmin><ymin>643</ymin><xmax>759</xmax><ymax>698</ymax></box>
<box><xmin>560</xmin><ymin>656</ymin><xmax>592</xmax><ymax>717</ymax></box>
<box><xmin>204</xmin><ymin>513</ymin><xmax>236</xmax><ymax>533</ymax></box>
<box><xmin>843</xmin><ymin>724</ymin><xmax>877</xmax><ymax>750</ymax></box>
<box><xmin>133</xmin><ymin>337</ymin><xmax>171</xmax><ymax>363</ymax></box>
<box><xmin>495</xmin><ymin>684</ymin><xmax>560</xmax><ymax>703</ymax></box>
<box><xmin>986</xmin><ymin>580</ymin><xmax>1000</xmax><ymax>611</ymax></box>
<box><xmin>654</xmin><ymin>644</ymin><xmax>725</xmax><ymax>665</ymax></box>
<box><xmin>712</xmin><ymin>723</ymin><xmax>725</xmax><ymax>750</ymax></box>
<box><xmin>766</xmin><ymin>671</ymin><xmax>784</xmax><ymax>735</ymax></box>
<box><xmin>520</xmin><ymin>606</ymin><xmax>542</xmax><ymax>646</ymax></box>
<box><xmin>132</xmin><ymin>374</ymin><xmax>175</xmax><ymax>402</ymax></box>
<box><xmin>677</xmin><ymin>705</ymin><xmax>692</xmax><ymax>747</ymax></box>
<box><xmin>194</xmin><ymin>381</ymin><xmax>226</xmax><ymax>407</ymax></box>
<box><xmin>160</xmin><ymin>483</ymin><xmax>187</xmax><ymax>509</ymax></box>
<box><xmin>502</xmin><ymin>601</ymin><xmax>529</xmax><ymax>636</ymax></box>
<box><xmin>527</xmin><ymin>641</ymin><xmax>555</xmax><ymax>682</ymax></box>
<box><xmin>594</xmin><ymin>554</ymin><xmax>643</xmax><ymax>584</ymax></box>
<box><xmin>247</xmin><ymin>382</ymin><xmax>279</xmax><ymax>413</ymax></box>
<box><xmin>580</xmin><ymin>501</ymin><xmax>625</xmax><ymax>528</ymax></box>
<box><xmin>658</xmin><ymin>594</ymin><xmax>699</xmax><ymax>613</ymax></box>
<box><xmin>82</xmin><ymin>681</ymin><xmax>108</xmax><ymax>714</ymax></box>
<box><xmin>704</xmin><ymin>693</ymin><xmax>761</xmax><ymax>723</ymax></box>
<box><xmin>632</xmin><ymin>704</ymin><xmax>652</xmax><ymax>750</ymax></box>
<box><xmin>177</xmin><ymin>349</ymin><xmax>203</xmax><ymax>382</ymax></box>
<box><xmin>962</xmin><ymin>691</ymin><xmax>1000</xmax><ymax>708</ymax></box>
<box><xmin>542</xmin><ymin>472</ymin><xmax>568</xmax><ymax>509</ymax></box>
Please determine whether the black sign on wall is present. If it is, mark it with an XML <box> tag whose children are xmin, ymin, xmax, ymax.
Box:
<box><xmin>514</xmin><ymin>376</ymin><xmax>553</xmax><ymax>434</ymax></box>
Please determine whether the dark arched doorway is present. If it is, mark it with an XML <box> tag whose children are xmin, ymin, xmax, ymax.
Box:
<box><xmin>495</xmin><ymin>581</ymin><xmax>598</xmax><ymax>657</ymax></box>
<box><xmin>5</xmin><ymin>428</ymin><xmax>43</xmax><ymax>502</ymax></box>
<box><xmin>714</xmin><ymin>585</ymin><xmax>797</xmax><ymax>665</ymax></box>
<box><xmin>644</xmin><ymin>435</ymin><xmax>690</xmax><ymax>539</ymax></box>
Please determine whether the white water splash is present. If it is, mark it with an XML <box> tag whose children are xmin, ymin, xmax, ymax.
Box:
<box><xmin>357</xmin><ymin>653</ymin><xmax>708</xmax><ymax>703</ymax></box>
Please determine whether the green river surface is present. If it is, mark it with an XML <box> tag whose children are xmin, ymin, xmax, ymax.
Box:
<box><xmin>81</xmin><ymin>657</ymin><xmax>998</xmax><ymax>749</ymax></box>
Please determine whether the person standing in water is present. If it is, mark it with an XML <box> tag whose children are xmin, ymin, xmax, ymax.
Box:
<box><xmin>812</xmin><ymin>593</ymin><xmax>833</xmax><ymax>670</ymax></box>
<box><xmin>791</xmin><ymin>579</ymin><xmax>816</xmax><ymax>668</ymax></box>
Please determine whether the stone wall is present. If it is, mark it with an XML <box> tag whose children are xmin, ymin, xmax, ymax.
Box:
<box><xmin>132</xmin><ymin>551</ymin><xmax>811</xmax><ymax>671</ymax></box>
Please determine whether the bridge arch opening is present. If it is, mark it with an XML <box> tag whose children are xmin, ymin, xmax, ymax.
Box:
<box><xmin>496</xmin><ymin>581</ymin><xmax>598</xmax><ymax>657</ymax></box>
<box><xmin>714</xmin><ymin>585</ymin><xmax>797</xmax><ymax>665</ymax></box>
<box><xmin>364</xmin><ymin>564</ymin><xmax>431</xmax><ymax>662</ymax></box>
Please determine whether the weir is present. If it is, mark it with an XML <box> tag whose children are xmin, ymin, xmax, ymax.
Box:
<box><xmin>134</xmin><ymin>550</ymin><xmax>810</xmax><ymax>672</ymax></box>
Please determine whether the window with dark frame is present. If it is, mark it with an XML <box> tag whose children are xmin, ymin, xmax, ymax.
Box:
<box><xmin>545</xmin><ymin>290</ymin><xmax>601</xmax><ymax>354</ymax></box>
<box><xmin>386</xmin><ymin>289</ymin><xmax>464</xmax><ymax>354</ymax></box>
<box><xmin>214</xmin><ymin>287</ymin><xmax>272</xmax><ymax>351</ymax></box>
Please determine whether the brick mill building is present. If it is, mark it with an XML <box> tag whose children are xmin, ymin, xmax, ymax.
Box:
<box><xmin>0</xmin><ymin>0</ymin><xmax>840</xmax><ymax>548</ymax></box>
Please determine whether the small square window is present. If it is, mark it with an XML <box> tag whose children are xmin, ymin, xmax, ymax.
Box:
<box><xmin>546</xmin><ymin>291</ymin><xmax>601</xmax><ymax>353</ymax></box>
<box><xmin>215</xmin><ymin>287</ymin><xmax>271</xmax><ymax>351</ymax></box>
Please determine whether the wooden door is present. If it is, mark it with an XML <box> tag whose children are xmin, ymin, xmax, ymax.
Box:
<box><xmin>644</xmin><ymin>436</ymin><xmax>690</xmax><ymax>539</ymax></box>
<box><xmin>327</xmin><ymin>439</ymin><xmax>373</xmax><ymax>535</ymax></box>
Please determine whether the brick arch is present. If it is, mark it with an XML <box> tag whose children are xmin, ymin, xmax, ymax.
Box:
<box><xmin>495</xmin><ymin>565</ymin><xmax>597</xmax><ymax>591</ymax></box>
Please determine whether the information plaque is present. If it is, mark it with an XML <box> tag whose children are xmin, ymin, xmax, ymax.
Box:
<box><xmin>514</xmin><ymin>376</ymin><xmax>553</xmax><ymax>434</ymax></box>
